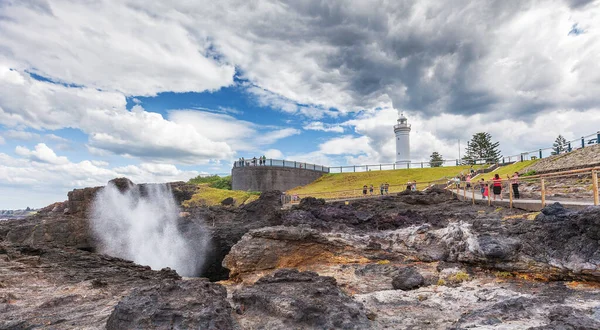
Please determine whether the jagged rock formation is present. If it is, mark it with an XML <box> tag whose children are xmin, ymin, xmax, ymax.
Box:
<box><xmin>107</xmin><ymin>280</ymin><xmax>236</xmax><ymax>330</ymax></box>
<box><xmin>232</xmin><ymin>269</ymin><xmax>371</xmax><ymax>329</ymax></box>
<box><xmin>3</xmin><ymin>179</ymin><xmax>600</xmax><ymax>329</ymax></box>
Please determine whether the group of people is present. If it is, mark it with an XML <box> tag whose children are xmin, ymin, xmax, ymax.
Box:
<box><xmin>236</xmin><ymin>156</ymin><xmax>267</xmax><ymax>167</ymax></box>
<box><xmin>470</xmin><ymin>172</ymin><xmax>520</xmax><ymax>201</ymax></box>
<box><xmin>361</xmin><ymin>181</ymin><xmax>418</xmax><ymax>196</ymax></box>
<box><xmin>362</xmin><ymin>183</ymin><xmax>390</xmax><ymax>196</ymax></box>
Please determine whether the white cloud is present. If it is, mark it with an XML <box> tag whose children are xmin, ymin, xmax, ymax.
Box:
<box><xmin>0</xmin><ymin>1</ymin><xmax>234</xmax><ymax>96</ymax></box>
<box><xmin>15</xmin><ymin>143</ymin><xmax>70</xmax><ymax>165</ymax></box>
<box><xmin>0</xmin><ymin>145</ymin><xmax>201</xmax><ymax>208</ymax></box>
<box><xmin>0</xmin><ymin>135</ymin><xmax>4</xmax><ymax>145</ymax></box>
<box><xmin>303</xmin><ymin>122</ymin><xmax>344</xmax><ymax>133</ymax></box>
<box><xmin>3</xmin><ymin>130</ymin><xmax>41</xmax><ymax>141</ymax></box>
<box><xmin>44</xmin><ymin>134</ymin><xmax>70</xmax><ymax>143</ymax></box>
<box><xmin>263</xmin><ymin>149</ymin><xmax>284</xmax><ymax>160</ymax></box>
<box><xmin>0</xmin><ymin>67</ymin><xmax>234</xmax><ymax>163</ymax></box>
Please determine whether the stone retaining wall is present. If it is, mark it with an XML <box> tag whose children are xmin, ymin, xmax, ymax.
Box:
<box><xmin>232</xmin><ymin>166</ymin><xmax>325</xmax><ymax>192</ymax></box>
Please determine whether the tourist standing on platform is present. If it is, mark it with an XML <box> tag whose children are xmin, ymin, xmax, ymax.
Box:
<box><xmin>406</xmin><ymin>181</ymin><xmax>412</xmax><ymax>191</ymax></box>
<box><xmin>380</xmin><ymin>183</ymin><xmax>384</xmax><ymax>195</ymax></box>
<box><xmin>369</xmin><ymin>184</ymin><xmax>374</xmax><ymax>195</ymax></box>
<box><xmin>384</xmin><ymin>183</ymin><xmax>389</xmax><ymax>194</ymax></box>
<box><xmin>362</xmin><ymin>185</ymin><xmax>368</xmax><ymax>196</ymax></box>
<box><xmin>510</xmin><ymin>172</ymin><xmax>520</xmax><ymax>199</ymax></box>
<box><xmin>492</xmin><ymin>174</ymin><xmax>503</xmax><ymax>201</ymax></box>
<box><xmin>411</xmin><ymin>181</ymin><xmax>417</xmax><ymax>191</ymax></box>
<box><xmin>466</xmin><ymin>175</ymin><xmax>471</xmax><ymax>189</ymax></box>
<box><xmin>480</xmin><ymin>178</ymin><xmax>486</xmax><ymax>199</ymax></box>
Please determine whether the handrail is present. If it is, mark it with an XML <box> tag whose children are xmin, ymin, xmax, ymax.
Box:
<box><xmin>233</xmin><ymin>158</ymin><xmax>330</xmax><ymax>173</ymax></box>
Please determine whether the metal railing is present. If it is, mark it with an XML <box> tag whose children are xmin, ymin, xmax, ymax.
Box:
<box><xmin>233</xmin><ymin>158</ymin><xmax>330</xmax><ymax>173</ymax></box>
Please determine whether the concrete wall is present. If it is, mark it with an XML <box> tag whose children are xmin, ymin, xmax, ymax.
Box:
<box><xmin>232</xmin><ymin>166</ymin><xmax>325</xmax><ymax>192</ymax></box>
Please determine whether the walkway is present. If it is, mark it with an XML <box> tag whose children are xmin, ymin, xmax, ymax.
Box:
<box><xmin>451</xmin><ymin>188</ymin><xmax>595</xmax><ymax>211</ymax></box>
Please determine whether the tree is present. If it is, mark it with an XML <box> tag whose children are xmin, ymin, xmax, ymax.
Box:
<box><xmin>429</xmin><ymin>151</ymin><xmax>444</xmax><ymax>167</ymax></box>
<box><xmin>462</xmin><ymin>132</ymin><xmax>501</xmax><ymax>164</ymax></box>
<box><xmin>551</xmin><ymin>135</ymin><xmax>567</xmax><ymax>155</ymax></box>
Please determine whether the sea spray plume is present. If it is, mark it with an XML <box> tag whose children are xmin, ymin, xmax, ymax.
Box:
<box><xmin>90</xmin><ymin>181</ymin><xmax>207</xmax><ymax>277</ymax></box>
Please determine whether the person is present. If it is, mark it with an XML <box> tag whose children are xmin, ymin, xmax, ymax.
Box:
<box><xmin>470</xmin><ymin>165</ymin><xmax>475</xmax><ymax>175</ymax></box>
<box><xmin>384</xmin><ymin>183</ymin><xmax>389</xmax><ymax>195</ymax></box>
<box><xmin>466</xmin><ymin>174</ymin><xmax>471</xmax><ymax>189</ymax></box>
<box><xmin>262</xmin><ymin>155</ymin><xmax>267</xmax><ymax>165</ymax></box>
<box><xmin>241</xmin><ymin>157</ymin><xmax>245</xmax><ymax>167</ymax></box>
<box><xmin>455</xmin><ymin>176</ymin><xmax>461</xmax><ymax>189</ymax></box>
<box><xmin>406</xmin><ymin>181</ymin><xmax>412</xmax><ymax>191</ymax></box>
<box><xmin>380</xmin><ymin>183</ymin><xmax>384</xmax><ymax>195</ymax></box>
<box><xmin>362</xmin><ymin>185</ymin><xmax>368</xmax><ymax>196</ymax></box>
<box><xmin>479</xmin><ymin>178</ymin><xmax>486</xmax><ymax>199</ymax></box>
<box><xmin>492</xmin><ymin>174</ymin><xmax>502</xmax><ymax>201</ymax></box>
<box><xmin>252</xmin><ymin>156</ymin><xmax>257</xmax><ymax>166</ymax></box>
<box><xmin>509</xmin><ymin>172</ymin><xmax>520</xmax><ymax>199</ymax></box>
<box><xmin>411</xmin><ymin>181</ymin><xmax>417</xmax><ymax>191</ymax></box>
<box><xmin>483</xmin><ymin>183</ymin><xmax>490</xmax><ymax>200</ymax></box>
<box><xmin>369</xmin><ymin>184</ymin><xmax>374</xmax><ymax>195</ymax></box>
<box><xmin>259</xmin><ymin>157</ymin><xmax>263</xmax><ymax>166</ymax></box>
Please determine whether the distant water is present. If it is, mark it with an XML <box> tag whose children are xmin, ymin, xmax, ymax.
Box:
<box><xmin>90</xmin><ymin>182</ymin><xmax>207</xmax><ymax>277</ymax></box>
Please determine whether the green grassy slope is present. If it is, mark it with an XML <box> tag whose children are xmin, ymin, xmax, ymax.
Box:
<box><xmin>477</xmin><ymin>159</ymin><xmax>540</xmax><ymax>179</ymax></box>
<box><xmin>287</xmin><ymin>165</ymin><xmax>484</xmax><ymax>198</ymax></box>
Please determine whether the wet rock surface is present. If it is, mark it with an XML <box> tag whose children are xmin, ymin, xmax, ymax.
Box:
<box><xmin>232</xmin><ymin>269</ymin><xmax>371</xmax><ymax>329</ymax></box>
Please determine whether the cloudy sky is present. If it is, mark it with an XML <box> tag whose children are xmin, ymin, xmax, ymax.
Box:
<box><xmin>1</xmin><ymin>0</ymin><xmax>600</xmax><ymax>208</ymax></box>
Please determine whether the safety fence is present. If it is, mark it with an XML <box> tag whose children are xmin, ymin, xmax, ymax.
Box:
<box><xmin>451</xmin><ymin>167</ymin><xmax>600</xmax><ymax>208</ymax></box>
<box><xmin>233</xmin><ymin>158</ymin><xmax>330</xmax><ymax>173</ymax></box>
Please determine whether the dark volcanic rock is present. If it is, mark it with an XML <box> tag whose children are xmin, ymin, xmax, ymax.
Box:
<box><xmin>0</xmin><ymin>242</ymin><xmax>183</xmax><ymax>329</ymax></box>
<box><xmin>232</xmin><ymin>269</ymin><xmax>371</xmax><ymax>329</ymax></box>
<box><xmin>391</xmin><ymin>266</ymin><xmax>425</xmax><ymax>290</ymax></box>
<box><xmin>529</xmin><ymin>306</ymin><xmax>600</xmax><ymax>330</ymax></box>
<box><xmin>108</xmin><ymin>177</ymin><xmax>134</xmax><ymax>193</ymax></box>
<box><xmin>106</xmin><ymin>280</ymin><xmax>236</xmax><ymax>330</ymax></box>
<box><xmin>195</xmin><ymin>190</ymin><xmax>283</xmax><ymax>281</ymax></box>
<box><xmin>221</xmin><ymin>197</ymin><xmax>235</xmax><ymax>206</ymax></box>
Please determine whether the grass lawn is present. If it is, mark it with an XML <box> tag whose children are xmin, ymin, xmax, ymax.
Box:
<box><xmin>287</xmin><ymin>165</ymin><xmax>486</xmax><ymax>199</ymax></box>
<box><xmin>479</xmin><ymin>159</ymin><xmax>540</xmax><ymax>179</ymax></box>
<box><xmin>182</xmin><ymin>184</ymin><xmax>260</xmax><ymax>207</ymax></box>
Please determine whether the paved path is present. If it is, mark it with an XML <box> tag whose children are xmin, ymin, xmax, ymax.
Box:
<box><xmin>451</xmin><ymin>188</ymin><xmax>595</xmax><ymax>211</ymax></box>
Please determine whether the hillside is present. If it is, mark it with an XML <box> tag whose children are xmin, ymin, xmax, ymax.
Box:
<box><xmin>182</xmin><ymin>184</ymin><xmax>260</xmax><ymax>207</ymax></box>
<box><xmin>287</xmin><ymin>165</ymin><xmax>484</xmax><ymax>198</ymax></box>
<box><xmin>522</xmin><ymin>144</ymin><xmax>600</xmax><ymax>174</ymax></box>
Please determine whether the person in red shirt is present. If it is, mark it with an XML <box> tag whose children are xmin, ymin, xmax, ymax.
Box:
<box><xmin>492</xmin><ymin>174</ymin><xmax>503</xmax><ymax>201</ymax></box>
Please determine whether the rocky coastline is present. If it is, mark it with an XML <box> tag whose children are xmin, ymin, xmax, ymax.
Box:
<box><xmin>2</xmin><ymin>178</ymin><xmax>600</xmax><ymax>329</ymax></box>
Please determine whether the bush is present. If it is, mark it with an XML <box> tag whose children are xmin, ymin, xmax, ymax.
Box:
<box><xmin>188</xmin><ymin>175</ymin><xmax>232</xmax><ymax>190</ymax></box>
<box><xmin>522</xmin><ymin>170</ymin><xmax>537</xmax><ymax>177</ymax></box>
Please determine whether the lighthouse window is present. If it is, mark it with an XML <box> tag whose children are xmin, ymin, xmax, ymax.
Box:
<box><xmin>397</xmin><ymin>138</ymin><xmax>399</xmax><ymax>140</ymax></box>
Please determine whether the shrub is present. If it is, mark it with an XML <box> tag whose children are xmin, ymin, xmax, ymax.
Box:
<box><xmin>188</xmin><ymin>175</ymin><xmax>232</xmax><ymax>190</ymax></box>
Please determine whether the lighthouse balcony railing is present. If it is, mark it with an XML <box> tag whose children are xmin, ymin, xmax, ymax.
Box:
<box><xmin>233</xmin><ymin>158</ymin><xmax>330</xmax><ymax>173</ymax></box>
<box><xmin>394</xmin><ymin>123</ymin><xmax>411</xmax><ymax>130</ymax></box>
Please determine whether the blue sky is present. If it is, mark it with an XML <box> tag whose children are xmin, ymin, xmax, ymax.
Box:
<box><xmin>1</xmin><ymin>0</ymin><xmax>600</xmax><ymax>209</ymax></box>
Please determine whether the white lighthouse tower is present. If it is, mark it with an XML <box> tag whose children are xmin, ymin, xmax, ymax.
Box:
<box><xmin>394</xmin><ymin>111</ymin><xmax>411</xmax><ymax>165</ymax></box>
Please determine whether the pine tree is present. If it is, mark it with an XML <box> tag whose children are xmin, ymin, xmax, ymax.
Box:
<box><xmin>429</xmin><ymin>151</ymin><xmax>444</xmax><ymax>167</ymax></box>
<box><xmin>462</xmin><ymin>132</ymin><xmax>501</xmax><ymax>164</ymax></box>
<box><xmin>551</xmin><ymin>135</ymin><xmax>567</xmax><ymax>155</ymax></box>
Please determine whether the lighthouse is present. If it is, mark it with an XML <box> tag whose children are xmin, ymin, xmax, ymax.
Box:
<box><xmin>394</xmin><ymin>112</ymin><xmax>411</xmax><ymax>164</ymax></box>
